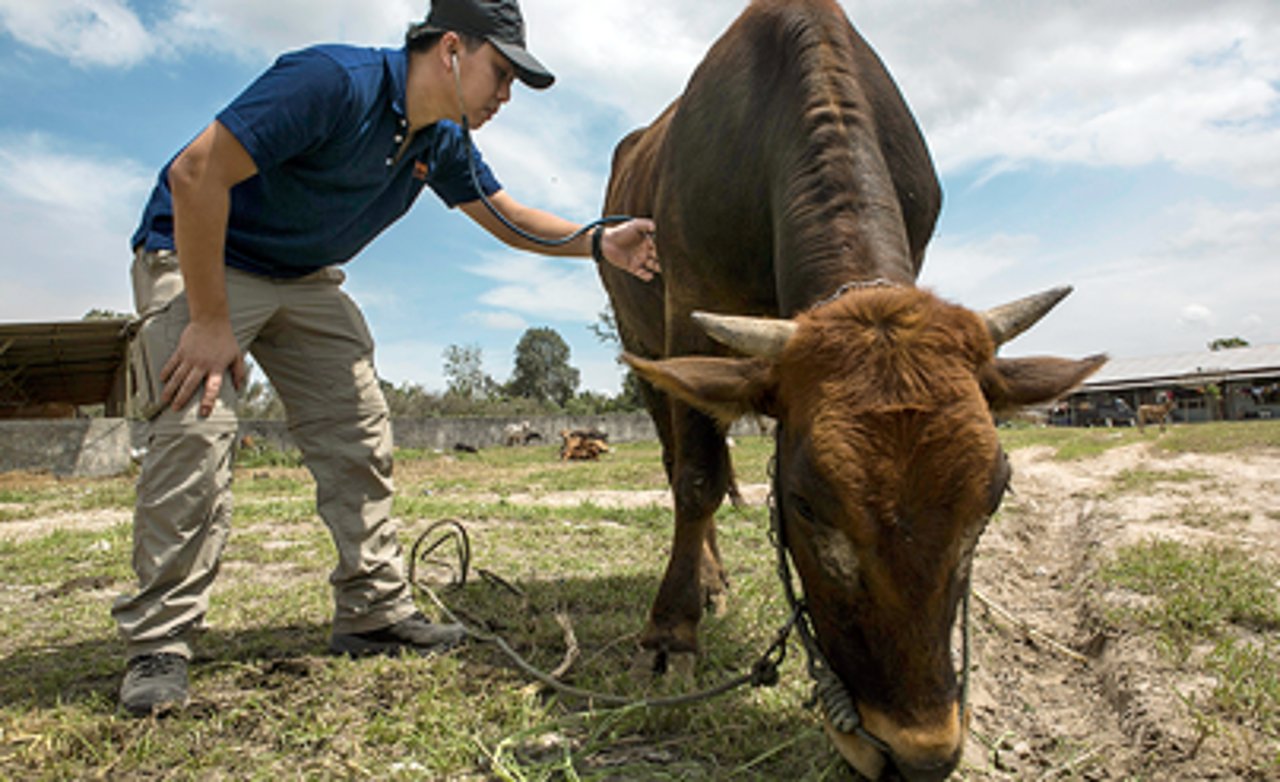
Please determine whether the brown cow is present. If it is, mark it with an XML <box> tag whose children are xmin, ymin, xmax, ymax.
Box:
<box><xmin>597</xmin><ymin>1</ymin><xmax>1105</xmax><ymax>779</ymax></box>
<box><xmin>1137</xmin><ymin>398</ymin><xmax>1176</xmax><ymax>432</ymax></box>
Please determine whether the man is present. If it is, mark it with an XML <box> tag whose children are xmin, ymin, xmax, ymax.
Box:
<box><xmin>114</xmin><ymin>0</ymin><xmax>658</xmax><ymax>717</ymax></box>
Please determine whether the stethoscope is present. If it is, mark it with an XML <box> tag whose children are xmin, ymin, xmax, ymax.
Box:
<box><xmin>450</xmin><ymin>51</ymin><xmax>635</xmax><ymax>249</ymax></box>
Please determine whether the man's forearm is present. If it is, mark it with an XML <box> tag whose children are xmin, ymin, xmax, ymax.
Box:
<box><xmin>171</xmin><ymin>184</ymin><xmax>232</xmax><ymax>323</ymax></box>
<box><xmin>166</xmin><ymin>120</ymin><xmax>259</xmax><ymax>324</ymax></box>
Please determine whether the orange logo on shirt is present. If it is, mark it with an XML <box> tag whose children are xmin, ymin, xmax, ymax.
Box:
<box><xmin>413</xmin><ymin>161</ymin><xmax>429</xmax><ymax>180</ymax></box>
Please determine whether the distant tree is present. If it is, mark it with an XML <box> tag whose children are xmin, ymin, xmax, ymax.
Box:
<box><xmin>236</xmin><ymin>361</ymin><xmax>285</xmax><ymax>419</ymax></box>
<box><xmin>83</xmin><ymin>308</ymin><xmax>130</xmax><ymax>320</ymax></box>
<box><xmin>1208</xmin><ymin>337</ymin><xmax>1249</xmax><ymax>351</ymax></box>
<box><xmin>380</xmin><ymin>378</ymin><xmax>443</xmax><ymax>418</ymax></box>
<box><xmin>443</xmin><ymin>343</ymin><xmax>493</xmax><ymax>400</ymax></box>
<box><xmin>588</xmin><ymin>306</ymin><xmax>645</xmax><ymax>412</ymax></box>
<box><xmin>238</xmin><ymin>381</ymin><xmax>285</xmax><ymax>420</ymax></box>
<box><xmin>564</xmin><ymin>390</ymin><xmax>613</xmax><ymax>415</ymax></box>
<box><xmin>507</xmin><ymin>327</ymin><xmax>580</xmax><ymax>407</ymax></box>
<box><xmin>588</xmin><ymin>307</ymin><xmax>620</xmax><ymax>346</ymax></box>
<box><xmin>615</xmin><ymin>369</ymin><xmax>647</xmax><ymax>411</ymax></box>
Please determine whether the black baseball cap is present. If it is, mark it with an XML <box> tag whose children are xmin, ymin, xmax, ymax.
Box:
<box><xmin>419</xmin><ymin>0</ymin><xmax>554</xmax><ymax>89</ymax></box>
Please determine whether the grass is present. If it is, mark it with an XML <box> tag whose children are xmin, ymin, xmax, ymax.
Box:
<box><xmin>1099</xmin><ymin>541</ymin><xmax>1280</xmax><ymax>643</ymax></box>
<box><xmin>1106</xmin><ymin>467</ymin><xmax>1213</xmax><ymax>496</ymax></box>
<box><xmin>1153</xmin><ymin>420</ymin><xmax>1280</xmax><ymax>454</ymax></box>
<box><xmin>0</xmin><ymin>434</ymin><xmax>848</xmax><ymax>781</ymax></box>
<box><xmin>999</xmin><ymin>424</ymin><xmax>1143</xmax><ymax>460</ymax></box>
<box><xmin>1000</xmin><ymin>418</ymin><xmax>1280</xmax><ymax>460</ymax></box>
<box><xmin>1</xmin><ymin>420</ymin><xmax>1277</xmax><ymax>780</ymax></box>
<box><xmin>1098</xmin><ymin>540</ymin><xmax>1280</xmax><ymax>739</ymax></box>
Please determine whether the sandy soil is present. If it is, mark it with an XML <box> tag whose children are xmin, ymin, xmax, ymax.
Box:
<box><xmin>955</xmin><ymin>442</ymin><xmax>1280</xmax><ymax>780</ymax></box>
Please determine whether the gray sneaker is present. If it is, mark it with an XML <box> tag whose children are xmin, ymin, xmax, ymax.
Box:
<box><xmin>329</xmin><ymin>611</ymin><xmax>466</xmax><ymax>658</ymax></box>
<box><xmin>120</xmin><ymin>653</ymin><xmax>189</xmax><ymax>717</ymax></box>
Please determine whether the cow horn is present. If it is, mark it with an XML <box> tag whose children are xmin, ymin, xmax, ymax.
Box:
<box><xmin>981</xmin><ymin>286</ymin><xmax>1073</xmax><ymax>347</ymax></box>
<box><xmin>691</xmin><ymin>311</ymin><xmax>798</xmax><ymax>358</ymax></box>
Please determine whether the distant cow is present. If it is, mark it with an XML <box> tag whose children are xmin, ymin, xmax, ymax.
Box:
<box><xmin>559</xmin><ymin>428</ymin><xmax>610</xmax><ymax>460</ymax></box>
<box><xmin>503</xmin><ymin>420</ymin><xmax>542</xmax><ymax>446</ymax></box>
<box><xmin>1137</xmin><ymin>398</ymin><xmax>1176</xmax><ymax>432</ymax></box>
<box><xmin>598</xmin><ymin>1</ymin><xmax>1104</xmax><ymax>778</ymax></box>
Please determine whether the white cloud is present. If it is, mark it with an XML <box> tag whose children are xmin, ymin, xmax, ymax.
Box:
<box><xmin>576</xmin><ymin>352</ymin><xmax>625</xmax><ymax>395</ymax></box>
<box><xmin>1165</xmin><ymin>200</ymin><xmax>1280</xmax><ymax>258</ymax></box>
<box><xmin>0</xmin><ymin>0</ymin><xmax>155</xmax><ymax>67</ymax></box>
<box><xmin>0</xmin><ymin>133</ymin><xmax>151</xmax><ymax>215</ymax></box>
<box><xmin>0</xmin><ymin>135</ymin><xmax>151</xmax><ymax>320</ymax></box>
<box><xmin>523</xmin><ymin>0</ymin><xmax>742</xmax><ymax>126</ymax></box>
<box><xmin>157</xmin><ymin>0</ymin><xmax>416</xmax><ymax>60</ymax></box>
<box><xmin>373</xmin><ymin>337</ymin><xmax>446</xmax><ymax>391</ymax></box>
<box><xmin>851</xmin><ymin>0</ymin><xmax>1280</xmax><ymax>186</ymax></box>
<box><xmin>995</xmin><ymin>197</ymin><xmax>1280</xmax><ymax>359</ymax></box>
<box><xmin>9</xmin><ymin>1</ymin><xmax>1277</xmax><ymax>191</ymax></box>
<box><xmin>918</xmin><ymin>233</ymin><xmax>1040</xmax><ymax>303</ymax></box>
<box><xmin>471</xmin><ymin>103</ymin><xmax>607</xmax><ymax>218</ymax></box>
<box><xmin>468</xmin><ymin>250</ymin><xmax>608</xmax><ymax>326</ymax></box>
<box><xmin>465</xmin><ymin>310</ymin><xmax>527</xmax><ymax>331</ymax></box>
<box><xmin>1179</xmin><ymin>304</ymin><xmax>1215</xmax><ymax>328</ymax></box>
<box><xmin>6</xmin><ymin>0</ymin><xmax>1278</xmax><ymax>376</ymax></box>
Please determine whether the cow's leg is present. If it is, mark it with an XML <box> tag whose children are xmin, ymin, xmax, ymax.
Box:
<box><xmin>641</xmin><ymin>380</ymin><xmax>732</xmax><ymax>615</ymax></box>
<box><xmin>640</xmin><ymin>403</ymin><xmax>731</xmax><ymax>668</ymax></box>
<box><xmin>638</xmin><ymin>373</ymin><xmax>677</xmax><ymax>486</ymax></box>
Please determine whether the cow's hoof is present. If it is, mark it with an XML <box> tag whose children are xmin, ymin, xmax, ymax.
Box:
<box><xmin>704</xmin><ymin>588</ymin><xmax>729</xmax><ymax>616</ymax></box>
<box><xmin>667</xmin><ymin>651</ymin><xmax>697</xmax><ymax>683</ymax></box>
<box><xmin>630</xmin><ymin>647</ymin><xmax>665</xmax><ymax>681</ymax></box>
<box><xmin>628</xmin><ymin>648</ymin><xmax>698</xmax><ymax>687</ymax></box>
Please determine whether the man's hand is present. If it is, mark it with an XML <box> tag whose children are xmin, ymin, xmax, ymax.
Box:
<box><xmin>601</xmin><ymin>218</ymin><xmax>660</xmax><ymax>281</ymax></box>
<box><xmin>161</xmin><ymin>319</ymin><xmax>247</xmax><ymax>417</ymax></box>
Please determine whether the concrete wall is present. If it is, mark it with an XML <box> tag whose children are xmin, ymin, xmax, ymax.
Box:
<box><xmin>0</xmin><ymin>418</ymin><xmax>137</xmax><ymax>478</ymax></box>
<box><xmin>0</xmin><ymin>413</ymin><xmax>772</xmax><ymax>477</ymax></box>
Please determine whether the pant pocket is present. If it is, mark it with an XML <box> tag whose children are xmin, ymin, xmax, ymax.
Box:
<box><xmin>129</xmin><ymin>310</ymin><xmax>175</xmax><ymax>421</ymax></box>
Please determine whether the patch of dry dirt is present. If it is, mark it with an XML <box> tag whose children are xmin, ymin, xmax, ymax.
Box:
<box><xmin>958</xmin><ymin>442</ymin><xmax>1280</xmax><ymax>780</ymax></box>
<box><xmin>0</xmin><ymin>508</ymin><xmax>130</xmax><ymax>543</ymax></box>
<box><xmin>465</xmin><ymin>483</ymin><xmax>770</xmax><ymax>510</ymax></box>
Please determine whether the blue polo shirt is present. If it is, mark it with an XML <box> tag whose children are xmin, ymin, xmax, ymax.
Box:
<box><xmin>131</xmin><ymin>44</ymin><xmax>502</xmax><ymax>278</ymax></box>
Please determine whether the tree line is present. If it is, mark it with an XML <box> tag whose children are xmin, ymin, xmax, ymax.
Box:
<box><xmin>82</xmin><ymin>309</ymin><xmax>643</xmax><ymax>420</ymax></box>
<box><xmin>79</xmin><ymin>310</ymin><xmax>1261</xmax><ymax>421</ymax></box>
<box><xmin>237</xmin><ymin>321</ymin><xmax>645</xmax><ymax>420</ymax></box>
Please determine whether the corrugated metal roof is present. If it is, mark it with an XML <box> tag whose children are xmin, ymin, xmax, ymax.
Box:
<box><xmin>0</xmin><ymin>319</ymin><xmax>134</xmax><ymax>411</ymax></box>
<box><xmin>1083</xmin><ymin>344</ymin><xmax>1280</xmax><ymax>391</ymax></box>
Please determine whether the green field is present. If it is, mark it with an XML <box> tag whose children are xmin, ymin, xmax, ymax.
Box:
<box><xmin>1</xmin><ymin>421</ymin><xmax>1277</xmax><ymax>780</ymax></box>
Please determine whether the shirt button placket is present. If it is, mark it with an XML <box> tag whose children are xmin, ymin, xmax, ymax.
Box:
<box><xmin>388</xmin><ymin>117</ymin><xmax>410</xmax><ymax>168</ymax></box>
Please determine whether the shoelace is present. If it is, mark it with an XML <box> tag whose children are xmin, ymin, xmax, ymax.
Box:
<box><xmin>132</xmin><ymin>654</ymin><xmax>183</xmax><ymax>677</ymax></box>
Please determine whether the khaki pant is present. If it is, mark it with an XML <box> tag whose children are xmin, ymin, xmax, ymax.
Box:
<box><xmin>112</xmin><ymin>249</ymin><xmax>416</xmax><ymax>660</ymax></box>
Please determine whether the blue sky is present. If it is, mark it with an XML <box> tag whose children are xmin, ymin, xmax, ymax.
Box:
<box><xmin>1</xmin><ymin>0</ymin><xmax>1278</xmax><ymax>394</ymax></box>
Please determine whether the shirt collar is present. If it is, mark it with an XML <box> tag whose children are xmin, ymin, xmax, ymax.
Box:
<box><xmin>385</xmin><ymin>47</ymin><xmax>410</xmax><ymax>120</ymax></box>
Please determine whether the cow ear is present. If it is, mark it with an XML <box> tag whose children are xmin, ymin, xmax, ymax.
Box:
<box><xmin>624</xmin><ymin>354</ymin><xmax>778</xmax><ymax>423</ymax></box>
<box><xmin>980</xmin><ymin>354</ymin><xmax>1108</xmax><ymax>410</ymax></box>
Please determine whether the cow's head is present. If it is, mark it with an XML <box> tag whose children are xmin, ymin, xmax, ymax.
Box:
<box><xmin>626</xmin><ymin>285</ymin><xmax>1103</xmax><ymax>781</ymax></box>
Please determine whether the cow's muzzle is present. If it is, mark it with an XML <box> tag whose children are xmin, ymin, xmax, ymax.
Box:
<box><xmin>825</xmin><ymin>705</ymin><xmax>963</xmax><ymax>781</ymax></box>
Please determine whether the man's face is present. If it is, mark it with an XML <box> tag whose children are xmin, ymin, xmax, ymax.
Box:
<box><xmin>454</xmin><ymin>42</ymin><xmax>515</xmax><ymax>129</ymax></box>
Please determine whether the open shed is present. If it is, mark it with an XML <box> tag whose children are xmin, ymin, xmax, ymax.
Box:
<box><xmin>1054</xmin><ymin>344</ymin><xmax>1280</xmax><ymax>426</ymax></box>
<box><xmin>0</xmin><ymin>319</ymin><xmax>135</xmax><ymax>418</ymax></box>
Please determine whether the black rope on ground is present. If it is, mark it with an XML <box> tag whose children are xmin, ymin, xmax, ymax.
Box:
<box><xmin>406</xmin><ymin>518</ymin><xmax>796</xmax><ymax>710</ymax></box>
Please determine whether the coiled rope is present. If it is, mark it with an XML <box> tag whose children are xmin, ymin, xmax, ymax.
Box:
<box><xmin>407</xmin><ymin>518</ymin><xmax>796</xmax><ymax>709</ymax></box>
